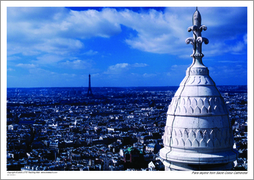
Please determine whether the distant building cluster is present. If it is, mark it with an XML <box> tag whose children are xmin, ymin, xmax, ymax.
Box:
<box><xmin>6</xmin><ymin>86</ymin><xmax>247</xmax><ymax>171</ymax></box>
<box><xmin>222</xmin><ymin>92</ymin><xmax>248</xmax><ymax>170</ymax></box>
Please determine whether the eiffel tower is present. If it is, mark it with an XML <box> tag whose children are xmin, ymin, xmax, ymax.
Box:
<box><xmin>87</xmin><ymin>74</ymin><xmax>93</xmax><ymax>96</ymax></box>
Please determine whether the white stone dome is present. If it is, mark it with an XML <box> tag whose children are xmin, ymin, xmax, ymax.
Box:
<box><xmin>159</xmin><ymin>8</ymin><xmax>238</xmax><ymax>171</ymax></box>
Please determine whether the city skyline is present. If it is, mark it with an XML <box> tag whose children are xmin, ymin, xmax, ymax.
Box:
<box><xmin>4</xmin><ymin>3</ymin><xmax>250</xmax><ymax>88</ymax></box>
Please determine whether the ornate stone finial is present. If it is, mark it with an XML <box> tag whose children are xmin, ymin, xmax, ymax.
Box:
<box><xmin>185</xmin><ymin>8</ymin><xmax>209</xmax><ymax>61</ymax></box>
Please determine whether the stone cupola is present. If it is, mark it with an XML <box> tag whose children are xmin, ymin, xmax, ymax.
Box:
<box><xmin>159</xmin><ymin>8</ymin><xmax>238</xmax><ymax>171</ymax></box>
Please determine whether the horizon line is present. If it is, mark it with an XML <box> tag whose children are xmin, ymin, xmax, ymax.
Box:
<box><xmin>7</xmin><ymin>85</ymin><xmax>248</xmax><ymax>89</ymax></box>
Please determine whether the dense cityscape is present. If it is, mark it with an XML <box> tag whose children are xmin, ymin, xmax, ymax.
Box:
<box><xmin>6</xmin><ymin>85</ymin><xmax>247</xmax><ymax>171</ymax></box>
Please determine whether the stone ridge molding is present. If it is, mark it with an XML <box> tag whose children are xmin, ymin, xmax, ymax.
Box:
<box><xmin>163</xmin><ymin>127</ymin><xmax>233</xmax><ymax>148</ymax></box>
<box><xmin>185</xmin><ymin>76</ymin><xmax>212</xmax><ymax>85</ymax></box>
<box><xmin>189</xmin><ymin>68</ymin><xmax>209</xmax><ymax>75</ymax></box>
<box><xmin>167</xmin><ymin>96</ymin><xmax>228</xmax><ymax>116</ymax></box>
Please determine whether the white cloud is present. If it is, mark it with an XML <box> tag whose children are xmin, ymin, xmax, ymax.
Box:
<box><xmin>27</xmin><ymin>67</ymin><xmax>76</xmax><ymax>79</ymax></box>
<box><xmin>59</xmin><ymin>59</ymin><xmax>93</xmax><ymax>69</ymax></box>
<box><xmin>104</xmin><ymin>62</ymin><xmax>148</xmax><ymax>75</ymax></box>
<box><xmin>28</xmin><ymin>67</ymin><xmax>53</xmax><ymax>75</ymax></box>
<box><xmin>65</xmin><ymin>8</ymin><xmax>121</xmax><ymax>38</ymax></box>
<box><xmin>120</xmin><ymin>7</ymin><xmax>247</xmax><ymax>56</ymax></box>
<box><xmin>209</xmin><ymin>64</ymin><xmax>247</xmax><ymax>83</ymax></box>
<box><xmin>205</xmin><ymin>37</ymin><xmax>247</xmax><ymax>57</ymax></box>
<box><xmin>34</xmin><ymin>38</ymin><xmax>83</xmax><ymax>55</ymax></box>
<box><xmin>132</xmin><ymin>63</ymin><xmax>148</xmax><ymax>67</ymax></box>
<box><xmin>109</xmin><ymin>63</ymin><xmax>129</xmax><ymax>70</ymax></box>
<box><xmin>105</xmin><ymin>63</ymin><xmax>129</xmax><ymax>74</ymax></box>
<box><xmin>7</xmin><ymin>7</ymin><xmax>247</xmax><ymax>61</ymax></box>
<box><xmin>36</xmin><ymin>54</ymin><xmax>65</xmax><ymax>64</ymax></box>
<box><xmin>118</xmin><ymin>8</ymin><xmax>189</xmax><ymax>54</ymax></box>
<box><xmin>243</xmin><ymin>34</ymin><xmax>247</xmax><ymax>44</ymax></box>
<box><xmin>231</xmin><ymin>42</ymin><xmax>245</xmax><ymax>53</ymax></box>
<box><xmin>7</xmin><ymin>7</ymin><xmax>122</xmax><ymax>69</ymax></box>
<box><xmin>7</xmin><ymin>68</ymin><xmax>15</xmax><ymax>71</ymax></box>
<box><xmin>7</xmin><ymin>56</ymin><xmax>21</xmax><ymax>61</ymax></box>
<box><xmin>16</xmin><ymin>63</ymin><xmax>36</xmax><ymax>68</ymax></box>
<box><xmin>143</xmin><ymin>73</ymin><xmax>156</xmax><ymax>78</ymax></box>
<box><xmin>6</xmin><ymin>7</ymin><xmax>192</xmax><ymax>58</ymax></box>
<box><xmin>83</xmin><ymin>50</ymin><xmax>98</xmax><ymax>56</ymax></box>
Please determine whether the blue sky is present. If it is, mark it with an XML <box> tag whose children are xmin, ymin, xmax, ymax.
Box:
<box><xmin>5</xmin><ymin>5</ymin><xmax>249</xmax><ymax>87</ymax></box>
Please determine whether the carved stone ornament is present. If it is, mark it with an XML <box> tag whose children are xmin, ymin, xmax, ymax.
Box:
<box><xmin>186</xmin><ymin>8</ymin><xmax>209</xmax><ymax>59</ymax></box>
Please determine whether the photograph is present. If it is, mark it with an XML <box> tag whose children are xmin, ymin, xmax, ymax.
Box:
<box><xmin>1</xmin><ymin>1</ymin><xmax>253</xmax><ymax>179</ymax></box>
